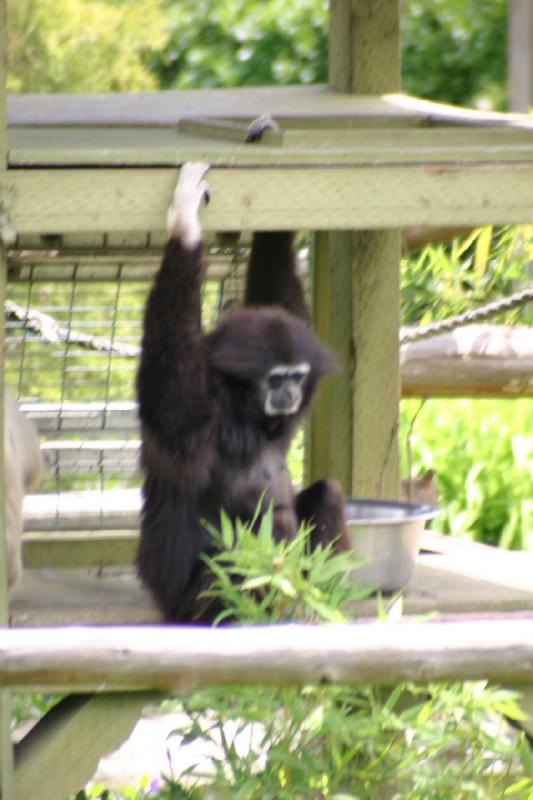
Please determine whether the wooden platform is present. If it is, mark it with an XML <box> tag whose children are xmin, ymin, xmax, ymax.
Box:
<box><xmin>4</xmin><ymin>88</ymin><xmax>533</xmax><ymax>237</ymax></box>
<box><xmin>9</xmin><ymin>530</ymin><xmax>533</xmax><ymax>627</ymax></box>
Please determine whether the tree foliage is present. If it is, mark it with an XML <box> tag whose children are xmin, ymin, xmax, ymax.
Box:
<box><xmin>7</xmin><ymin>0</ymin><xmax>509</xmax><ymax>110</ymax></box>
<box><xmin>7</xmin><ymin>0</ymin><xmax>167</xmax><ymax>93</ymax></box>
<box><xmin>402</xmin><ymin>0</ymin><xmax>508</xmax><ymax>110</ymax></box>
<box><xmin>148</xmin><ymin>0</ymin><xmax>329</xmax><ymax>90</ymax></box>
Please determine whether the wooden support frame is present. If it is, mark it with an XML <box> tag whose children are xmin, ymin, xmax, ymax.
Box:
<box><xmin>3</xmin><ymin>163</ymin><xmax>533</xmax><ymax>237</ymax></box>
<box><xmin>310</xmin><ymin>0</ymin><xmax>401</xmax><ymax>497</ymax></box>
<box><xmin>14</xmin><ymin>693</ymin><xmax>157</xmax><ymax>800</ymax></box>
<box><xmin>0</xmin><ymin>0</ymin><xmax>16</xmax><ymax>796</ymax></box>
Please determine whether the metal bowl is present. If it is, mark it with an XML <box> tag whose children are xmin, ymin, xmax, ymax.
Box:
<box><xmin>345</xmin><ymin>499</ymin><xmax>440</xmax><ymax>592</ymax></box>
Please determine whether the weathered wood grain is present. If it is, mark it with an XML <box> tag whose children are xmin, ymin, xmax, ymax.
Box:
<box><xmin>10</xmin><ymin>126</ymin><xmax>533</xmax><ymax>167</ymax></box>
<box><xmin>15</xmin><ymin>693</ymin><xmax>156</xmax><ymax>800</ymax></box>
<box><xmin>401</xmin><ymin>324</ymin><xmax>533</xmax><ymax>398</ymax></box>
<box><xmin>7</xmin><ymin>87</ymin><xmax>533</xmax><ymax>129</ymax></box>
<box><xmin>4</xmin><ymin>164</ymin><xmax>533</xmax><ymax>235</ymax></box>
<box><xmin>1</xmin><ymin>620</ymin><xmax>533</xmax><ymax>691</ymax></box>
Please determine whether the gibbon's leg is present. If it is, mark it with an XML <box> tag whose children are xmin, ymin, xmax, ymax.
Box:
<box><xmin>296</xmin><ymin>479</ymin><xmax>350</xmax><ymax>551</ymax></box>
<box><xmin>245</xmin><ymin>232</ymin><xmax>311</xmax><ymax>323</ymax></box>
<box><xmin>242</xmin><ymin>118</ymin><xmax>310</xmax><ymax>323</ymax></box>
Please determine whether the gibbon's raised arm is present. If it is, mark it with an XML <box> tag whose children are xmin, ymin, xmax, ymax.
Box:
<box><xmin>245</xmin><ymin>232</ymin><xmax>311</xmax><ymax>324</ymax></box>
<box><xmin>137</xmin><ymin>164</ymin><xmax>214</xmax><ymax>470</ymax></box>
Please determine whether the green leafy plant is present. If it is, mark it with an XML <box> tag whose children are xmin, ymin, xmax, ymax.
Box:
<box><xmin>401</xmin><ymin>398</ymin><xmax>533</xmax><ymax>549</ymax></box>
<box><xmin>201</xmin><ymin>506</ymin><xmax>370</xmax><ymax>625</ymax></box>
<box><xmin>401</xmin><ymin>225</ymin><xmax>533</xmax><ymax>327</ymax></box>
<box><xmin>402</xmin><ymin>0</ymin><xmax>507</xmax><ymax>109</ymax></box>
<box><xmin>147</xmin><ymin>516</ymin><xmax>533</xmax><ymax>799</ymax></box>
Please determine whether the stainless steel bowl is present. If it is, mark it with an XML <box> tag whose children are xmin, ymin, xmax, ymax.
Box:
<box><xmin>345</xmin><ymin>499</ymin><xmax>440</xmax><ymax>592</ymax></box>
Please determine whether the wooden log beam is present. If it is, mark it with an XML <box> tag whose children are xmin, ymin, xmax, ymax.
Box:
<box><xmin>401</xmin><ymin>324</ymin><xmax>533</xmax><ymax>398</ymax></box>
<box><xmin>1</xmin><ymin>621</ymin><xmax>533</xmax><ymax>691</ymax></box>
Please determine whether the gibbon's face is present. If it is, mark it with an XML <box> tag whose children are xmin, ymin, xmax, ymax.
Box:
<box><xmin>259</xmin><ymin>362</ymin><xmax>310</xmax><ymax>416</ymax></box>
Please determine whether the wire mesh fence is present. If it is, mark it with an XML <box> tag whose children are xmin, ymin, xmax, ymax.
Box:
<box><xmin>6</xmin><ymin>238</ymin><xmax>309</xmax><ymax>536</ymax></box>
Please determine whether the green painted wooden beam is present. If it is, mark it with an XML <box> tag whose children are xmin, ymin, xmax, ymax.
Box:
<box><xmin>23</xmin><ymin>532</ymin><xmax>138</xmax><ymax>569</ymax></box>
<box><xmin>3</xmin><ymin>163</ymin><xmax>533</xmax><ymax>235</ymax></box>
<box><xmin>323</xmin><ymin>0</ymin><xmax>402</xmax><ymax>499</ymax></box>
<box><xmin>15</xmin><ymin>693</ymin><xmax>157</xmax><ymax>800</ymax></box>
<box><xmin>8</xmin><ymin>126</ymin><xmax>533</xmax><ymax>167</ymax></box>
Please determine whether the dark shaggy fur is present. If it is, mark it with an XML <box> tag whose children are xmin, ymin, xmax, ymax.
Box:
<box><xmin>137</xmin><ymin>230</ymin><xmax>349</xmax><ymax>622</ymax></box>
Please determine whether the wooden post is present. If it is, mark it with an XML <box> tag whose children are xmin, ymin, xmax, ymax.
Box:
<box><xmin>311</xmin><ymin>0</ymin><xmax>400</xmax><ymax>497</ymax></box>
<box><xmin>508</xmin><ymin>0</ymin><xmax>533</xmax><ymax>112</ymax></box>
<box><xmin>0</xmin><ymin>2</ymin><xmax>15</xmax><ymax>798</ymax></box>
<box><xmin>310</xmin><ymin>232</ymin><xmax>354</xmax><ymax>488</ymax></box>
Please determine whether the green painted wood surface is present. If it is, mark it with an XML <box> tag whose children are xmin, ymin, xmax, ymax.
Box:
<box><xmin>354</xmin><ymin>0</ymin><xmax>401</xmax><ymax>94</ymax></box>
<box><xmin>4</xmin><ymin>164</ymin><xmax>533</xmax><ymax>236</ymax></box>
<box><xmin>312</xmin><ymin>0</ymin><xmax>401</xmax><ymax>498</ymax></box>
<box><xmin>23</xmin><ymin>532</ymin><xmax>138</xmax><ymax>569</ymax></box>
<box><xmin>310</xmin><ymin>232</ymin><xmax>354</xmax><ymax>491</ymax></box>
<box><xmin>351</xmin><ymin>230</ymin><xmax>401</xmax><ymax>497</ymax></box>
<box><xmin>15</xmin><ymin>693</ymin><xmax>156</xmax><ymax>800</ymax></box>
<box><xmin>8</xmin><ymin>125</ymin><xmax>533</xmax><ymax>167</ymax></box>
<box><xmin>0</xmin><ymin>2</ymin><xmax>15</xmax><ymax>797</ymax></box>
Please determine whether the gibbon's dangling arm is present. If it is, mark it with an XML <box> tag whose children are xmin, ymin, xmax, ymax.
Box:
<box><xmin>245</xmin><ymin>232</ymin><xmax>311</xmax><ymax>324</ymax></box>
<box><xmin>137</xmin><ymin>164</ymin><xmax>215</xmax><ymax>472</ymax></box>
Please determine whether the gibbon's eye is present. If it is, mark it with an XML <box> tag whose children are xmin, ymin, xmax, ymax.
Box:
<box><xmin>268</xmin><ymin>374</ymin><xmax>285</xmax><ymax>390</ymax></box>
<box><xmin>292</xmin><ymin>371</ymin><xmax>307</xmax><ymax>385</ymax></box>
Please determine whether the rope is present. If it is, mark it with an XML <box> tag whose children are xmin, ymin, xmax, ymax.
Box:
<box><xmin>4</xmin><ymin>299</ymin><xmax>140</xmax><ymax>358</ymax></box>
<box><xmin>400</xmin><ymin>287</ymin><xmax>533</xmax><ymax>345</ymax></box>
<box><xmin>6</xmin><ymin>285</ymin><xmax>533</xmax><ymax>355</ymax></box>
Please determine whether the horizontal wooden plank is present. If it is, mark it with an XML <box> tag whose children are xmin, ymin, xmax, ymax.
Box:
<box><xmin>11</xmin><ymin>529</ymin><xmax>533</xmax><ymax>626</ymax></box>
<box><xmin>1</xmin><ymin>619</ymin><xmax>533</xmax><ymax>691</ymax></box>
<box><xmin>6</xmin><ymin>88</ymin><xmax>427</xmax><ymax>128</ymax></box>
<box><xmin>9</xmin><ymin>568</ymin><xmax>158</xmax><ymax>627</ymax></box>
<box><xmin>7</xmin><ymin>88</ymin><xmax>533</xmax><ymax>129</ymax></box>
<box><xmin>23</xmin><ymin>532</ymin><xmax>138</xmax><ymax>569</ymax></box>
<box><xmin>401</xmin><ymin>324</ymin><xmax>533</xmax><ymax>398</ymax></box>
<box><xmin>41</xmin><ymin>440</ymin><xmax>140</xmax><ymax>476</ymax></box>
<box><xmin>8</xmin><ymin>250</ymin><xmax>245</xmax><ymax>282</ymax></box>
<box><xmin>23</xmin><ymin>489</ymin><xmax>140</xmax><ymax>532</ymax></box>
<box><xmin>4</xmin><ymin>164</ymin><xmax>533</xmax><ymax>233</ymax></box>
<box><xmin>9</xmin><ymin>126</ymin><xmax>533</xmax><ymax>167</ymax></box>
<box><xmin>22</xmin><ymin>402</ymin><xmax>138</xmax><ymax>433</ymax></box>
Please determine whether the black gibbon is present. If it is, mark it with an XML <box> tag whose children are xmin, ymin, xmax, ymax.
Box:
<box><xmin>4</xmin><ymin>390</ymin><xmax>43</xmax><ymax>587</ymax></box>
<box><xmin>137</xmin><ymin>163</ymin><xmax>348</xmax><ymax>621</ymax></box>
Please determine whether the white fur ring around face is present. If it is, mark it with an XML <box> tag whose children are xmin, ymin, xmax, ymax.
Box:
<box><xmin>167</xmin><ymin>162</ymin><xmax>210</xmax><ymax>249</ymax></box>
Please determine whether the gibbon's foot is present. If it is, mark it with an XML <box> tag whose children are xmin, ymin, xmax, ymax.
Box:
<box><xmin>167</xmin><ymin>162</ymin><xmax>210</xmax><ymax>249</ymax></box>
<box><xmin>245</xmin><ymin>114</ymin><xmax>280</xmax><ymax>143</ymax></box>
